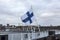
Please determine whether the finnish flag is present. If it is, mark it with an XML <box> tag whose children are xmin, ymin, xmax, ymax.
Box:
<box><xmin>21</xmin><ymin>9</ymin><xmax>34</xmax><ymax>24</ymax></box>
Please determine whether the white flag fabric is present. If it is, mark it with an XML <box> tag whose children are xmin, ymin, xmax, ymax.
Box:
<box><xmin>21</xmin><ymin>9</ymin><xmax>34</xmax><ymax>25</ymax></box>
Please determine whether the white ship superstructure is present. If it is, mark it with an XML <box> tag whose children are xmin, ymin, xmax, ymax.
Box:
<box><xmin>0</xmin><ymin>24</ymin><xmax>49</xmax><ymax>40</ymax></box>
<box><xmin>1</xmin><ymin>24</ymin><xmax>60</xmax><ymax>40</ymax></box>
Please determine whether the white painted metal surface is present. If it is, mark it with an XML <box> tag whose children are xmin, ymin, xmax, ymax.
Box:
<box><xmin>0</xmin><ymin>30</ymin><xmax>60</xmax><ymax>40</ymax></box>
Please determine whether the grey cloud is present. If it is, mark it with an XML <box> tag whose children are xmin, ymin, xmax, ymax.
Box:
<box><xmin>0</xmin><ymin>0</ymin><xmax>60</xmax><ymax>25</ymax></box>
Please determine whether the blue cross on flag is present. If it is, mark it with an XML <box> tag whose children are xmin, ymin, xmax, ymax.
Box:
<box><xmin>21</xmin><ymin>8</ymin><xmax>34</xmax><ymax>24</ymax></box>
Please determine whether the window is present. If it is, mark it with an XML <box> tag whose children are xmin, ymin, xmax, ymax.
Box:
<box><xmin>0</xmin><ymin>35</ymin><xmax>8</xmax><ymax>40</ymax></box>
<box><xmin>24</xmin><ymin>34</ymin><xmax>28</xmax><ymax>38</ymax></box>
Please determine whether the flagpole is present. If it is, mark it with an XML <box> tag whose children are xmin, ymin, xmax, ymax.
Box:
<box><xmin>31</xmin><ymin>6</ymin><xmax>40</xmax><ymax>32</ymax></box>
<box><xmin>30</xmin><ymin>6</ymin><xmax>36</xmax><ymax>33</ymax></box>
<box><xmin>29</xmin><ymin>6</ymin><xmax>36</xmax><ymax>40</ymax></box>
<box><xmin>36</xmin><ymin>16</ymin><xmax>40</xmax><ymax>32</ymax></box>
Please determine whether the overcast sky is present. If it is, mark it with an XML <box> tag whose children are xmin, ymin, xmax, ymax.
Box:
<box><xmin>0</xmin><ymin>0</ymin><xmax>60</xmax><ymax>26</ymax></box>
